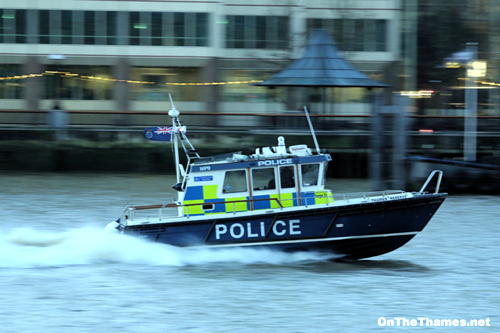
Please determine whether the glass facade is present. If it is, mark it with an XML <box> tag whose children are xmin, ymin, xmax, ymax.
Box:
<box><xmin>0</xmin><ymin>64</ymin><xmax>22</xmax><ymax>99</ymax></box>
<box><xmin>0</xmin><ymin>9</ymin><xmax>209</xmax><ymax>46</ymax></box>
<box><xmin>43</xmin><ymin>66</ymin><xmax>113</xmax><ymax>100</ymax></box>
<box><xmin>0</xmin><ymin>8</ymin><xmax>394</xmax><ymax>105</ymax></box>
<box><xmin>221</xmin><ymin>69</ymin><xmax>280</xmax><ymax>102</ymax></box>
<box><xmin>307</xmin><ymin>18</ymin><xmax>387</xmax><ymax>52</ymax></box>
<box><xmin>225</xmin><ymin>15</ymin><xmax>289</xmax><ymax>49</ymax></box>
<box><xmin>130</xmin><ymin>67</ymin><xmax>201</xmax><ymax>101</ymax></box>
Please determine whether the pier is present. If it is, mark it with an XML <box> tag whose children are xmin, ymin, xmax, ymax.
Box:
<box><xmin>2</xmin><ymin>110</ymin><xmax>500</xmax><ymax>185</ymax></box>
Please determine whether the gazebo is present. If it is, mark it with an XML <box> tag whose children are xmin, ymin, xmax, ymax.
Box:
<box><xmin>256</xmin><ymin>29</ymin><xmax>387</xmax><ymax>88</ymax></box>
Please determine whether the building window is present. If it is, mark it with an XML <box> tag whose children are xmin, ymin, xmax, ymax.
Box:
<box><xmin>107</xmin><ymin>12</ymin><xmax>117</xmax><ymax>45</ymax></box>
<box><xmin>226</xmin><ymin>15</ymin><xmax>289</xmax><ymax>49</ymax></box>
<box><xmin>307</xmin><ymin>18</ymin><xmax>388</xmax><ymax>52</ymax></box>
<box><xmin>61</xmin><ymin>11</ymin><xmax>73</xmax><ymax>44</ymax></box>
<box><xmin>223</xmin><ymin>170</ymin><xmax>247</xmax><ymax>193</ymax></box>
<box><xmin>174</xmin><ymin>12</ymin><xmax>185</xmax><ymax>46</ymax></box>
<box><xmin>129</xmin><ymin>11</ymin><xmax>141</xmax><ymax>45</ymax></box>
<box><xmin>0</xmin><ymin>9</ymin><xmax>26</xmax><ymax>43</ymax></box>
<box><xmin>196</xmin><ymin>12</ymin><xmax>208</xmax><ymax>46</ymax></box>
<box><xmin>84</xmin><ymin>11</ymin><xmax>95</xmax><ymax>45</ymax></box>
<box><xmin>375</xmin><ymin>20</ymin><xmax>386</xmax><ymax>51</ymax></box>
<box><xmin>15</xmin><ymin>10</ymin><xmax>26</xmax><ymax>43</ymax></box>
<box><xmin>5</xmin><ymin>9</ymin><xmax>208</xmax><ymax>46</ymax></box>
<box><xmin>129</xmin><ymin>11</ymin><xmax>208</xmax><ymax>47</ymax></box>
<box><xmin>151</xmin><ymin>12</ymin><xmax>162</xmax><ymax>46</ymax></box>
<box><xmin>38</xmin><ymin>10</ymin><xmax>49</xmax><ymax>44</ymax></box>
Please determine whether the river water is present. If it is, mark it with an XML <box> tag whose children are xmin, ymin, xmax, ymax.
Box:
<box><xmin>0</xmin><ymin>172</ymin><xmax>498</xmax><ymax>332</ymax></box>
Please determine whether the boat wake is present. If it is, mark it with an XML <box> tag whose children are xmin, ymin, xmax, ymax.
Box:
<box><xmin>0</xmin><ymin>227</ymin><xmax>337</xmax><ymax>268</ymax></box>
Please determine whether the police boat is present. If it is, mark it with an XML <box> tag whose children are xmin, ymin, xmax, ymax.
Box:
<box><xmin>105</xmin><ymin>100</ymin><xmax>446</xmax><ymax>260</ymax></box>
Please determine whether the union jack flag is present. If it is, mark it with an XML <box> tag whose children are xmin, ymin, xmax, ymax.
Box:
<box><xmin>154</xmin><ymin>127</ymin><xmax>173</xmax><ymax>135</ymax></box>
<box><xmin>144</xmin><ymin>126</ymin><xmax>186</xmax><ymax>141</ymax></box>
<box><xmin>144</xmin><ymin>126</ymin><xmax>173</xmax><ymax>141</ymax></box>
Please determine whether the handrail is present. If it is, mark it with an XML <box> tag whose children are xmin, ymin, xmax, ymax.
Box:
<box><xmin>128</xmin><ymin>197</ymin><xmax>284</xmax><ymax>212</ymax></box>
<box><xmin>123</xmin><ymin>194</ymin><xmax>340</xmax><ymax>224</ymax></box>
<box><xmin>126</xmin><ymin>190</ymin><xmax>414</xmax><ymax>217</ymax></box>
<box><xmin>123</xmin><ymin>190</ymin><xmax>429</xmax><ymax>224</ymax></box>
<box><xmin>419</xmin><ymin>170</ymin><xmax>443</xmax><ymax>194</ymax></box>
<box><xmin>131</xmin><ymin>203</ymin><xmax>177</xmax><ymax>210</ymax></box>
<box><xmin>123</xmin><ymin>197</ymin><xmax>292</xmax><ymax>224</ymax></box>
<box><xmin>127</xmin><ymin>190</ymin><xmax>411</xmax><ymax>217</ymax></box>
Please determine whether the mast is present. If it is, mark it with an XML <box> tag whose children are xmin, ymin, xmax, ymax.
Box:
<box><xmin>304</xmin><ymin>106</ymin><xmax>321</xmax><ymax>154</ymax></box>
<box><xmin>168</xmin><ymin>95</ymin><xmax>181</xmax><ymax>185</ymax></box>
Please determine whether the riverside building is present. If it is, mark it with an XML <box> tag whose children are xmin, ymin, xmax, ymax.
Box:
<box><xmin>0</xmin><ymin>0</ymin><xmax>402</xmax><ymax>125</ymax></box>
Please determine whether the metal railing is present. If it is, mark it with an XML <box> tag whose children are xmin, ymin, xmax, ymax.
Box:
<box><xmin>335</xmin><ymin>190</ymin><xmax>407</xmax><ymax>203</ymax></box>
<box><xmin>123</xmin><ymin>194</ymin><xmax>338</xmax><ymax>224</ymax></box>
<box><xmin>3</xmin><ymin>109</ymin><xmax>500</xmax><ymax>131</ymax></box>
<box><xmin>121</xmin><ymin>189</ymin><xmax>419</xmax><ymax>224</ymax></box>
<box><xmin>418</xmin><ymin>170</ymin><xmax>444</xmax><ymax>194</ymax></box>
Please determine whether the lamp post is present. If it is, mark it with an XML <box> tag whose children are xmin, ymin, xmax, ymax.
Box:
<box><xmin>464</xmin><ymin>43</ymin><xmax>487</xmax><ymax>162</ymax></box>
<box><xmin>464</xmin><ymin>43</ymin><xmax>478</xmax><ymax>162</ymax></box>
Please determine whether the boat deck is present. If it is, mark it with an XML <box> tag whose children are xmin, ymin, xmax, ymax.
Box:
<box><xmin>122</xmin><ymin>190</ymin><xmax>414</xmax><ymax>226</ymax></box>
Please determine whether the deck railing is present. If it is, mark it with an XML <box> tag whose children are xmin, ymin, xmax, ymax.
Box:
<box><xmin>418</xmin><ymin>170</ymin><xmax>443</xmax><ymax>194</ymax></box>
<box><xmin>124</xmin><ymin>197</ymin><xmax>290</xmax><ymax>223</ymax></box>
<box><xmin>335</xmin><ymin>190</ymin><xmax>407</xmax><ymax>203</ymax></box>
<box><xmin>121</xmin><ymin>190</ymin><xmax>415</xmax><ymax>225</ymax></box>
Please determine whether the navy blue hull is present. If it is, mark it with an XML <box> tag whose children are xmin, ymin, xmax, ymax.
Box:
<box><xmin>124</xmin><ymin>193</ymin><xmax>445</xmax><ymax>260</ymax></box>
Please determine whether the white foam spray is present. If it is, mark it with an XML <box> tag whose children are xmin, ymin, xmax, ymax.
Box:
<box><xmin>0</xmin><ymin>227</ymin><xmax>337</xmax><ymax>268</ymax></box>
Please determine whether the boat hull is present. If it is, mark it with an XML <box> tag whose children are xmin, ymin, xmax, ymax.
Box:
<box><xmin>123</xmin><ymin>193</ymin><xmax>446</xmax><ymax>260</ymax></box>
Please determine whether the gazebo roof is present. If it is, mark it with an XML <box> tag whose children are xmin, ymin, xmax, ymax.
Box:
<box><xmin>256</xmin><ymin>29</ymin><xmax>387</xmax><ymax>88</ymax></box>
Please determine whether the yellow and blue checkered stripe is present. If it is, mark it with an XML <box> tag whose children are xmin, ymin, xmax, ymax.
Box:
<box><xmin>183</xmin><ymin>185</ymin><xmax>334</xmax><ymax>216</ymax></box>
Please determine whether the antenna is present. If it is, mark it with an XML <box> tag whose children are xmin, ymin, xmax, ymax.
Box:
<box><xmin>170</xmin><ymin>93</ymin><xmax>200</xmax><ymax>159</ymax></box>
<box><xmin>303</xmin><ymin>106</ymin><xmax>321</xmax><ymax>154</ymax></box>
<box><xmin>168</xmin><ymin>93</ymin><xmax>179</xmax><ymax>119</ymax></box>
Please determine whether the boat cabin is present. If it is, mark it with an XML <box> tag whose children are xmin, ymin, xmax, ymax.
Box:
<box><xmin>180</xmin><ymin>137</ymin><xmax>334</xmax><ymax>216</ymax></box>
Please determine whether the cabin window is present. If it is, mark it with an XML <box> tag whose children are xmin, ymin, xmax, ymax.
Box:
<box><xmin>320</xmin><ymin>163</ymin><xmax>327</xmax><ymax>185</ymax></box>
<box><xmin>301</xmin><ymin>164</ymin><xmax>319</xmax><ymax>186</ymax></box>
<box><xmin>280</xmin><ymin>166</ymin><xmax>295</xmax><ymax>189</ymax></box>
<box><xmin>223</xmin><ymin>170</ymin><xmax>247</xmax><ymax>193</ymax></box>
<box><xmin>252</xmin><ymin>168</ymin><xmax>276</xmax><ymax>191</ymax></box>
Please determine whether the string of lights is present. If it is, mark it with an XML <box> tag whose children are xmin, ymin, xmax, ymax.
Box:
<box><xmin>456</xmin><ymin>77</ymin><xmax>500</xmax><ymax>88</ymax></box>
<box><xmin>0</xmin><ymin>70</ymin><xmax>263</xmax><ymax>86</ymax></box>
<box><xmin>476</xmin><ymin>80</ymin><xmax>500</xmax><ymax>87</ymax></box>
<box><xmin>2</xmin><ymin>70</ymin><xmax>498</xmax><ymax>89</ymax></box>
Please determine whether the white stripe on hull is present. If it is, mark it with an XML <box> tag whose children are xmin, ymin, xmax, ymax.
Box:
<box><xmin>191</xmin><ymin>231</ymin><xmax>419</xmax><ymax>248</ymax></box>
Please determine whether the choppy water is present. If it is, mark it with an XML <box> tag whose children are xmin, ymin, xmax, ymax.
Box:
<box><xmin>0</xmin><ymin>172</ymin><xmax>498</xmax><ymax>332</ymax></box>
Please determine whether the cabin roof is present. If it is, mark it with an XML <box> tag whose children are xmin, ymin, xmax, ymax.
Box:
<box><xmin>190</xmin><ymin>154</ymin><xmax>331</xmax><ymax>173</ymax></box>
